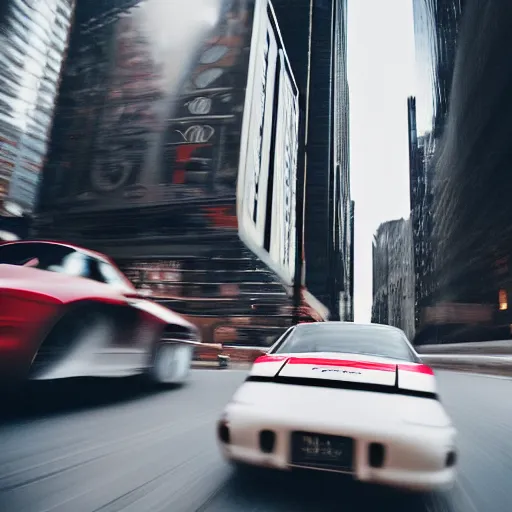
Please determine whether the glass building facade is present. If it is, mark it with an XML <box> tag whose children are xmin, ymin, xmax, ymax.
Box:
<box><xmin>410</xmin><ymin>0</ymin><xmax>512</xmax><ymax>342</ymax></box>
<box><xmin>0</xmin><ymin>0</ymin><xmax>74</xmax><ymax>226</ymax></box>
<box><xmin>273</xmin><ymin>0</ymin><xmax>353</xmax><ymax>320</ymax></box>
<box><xmin>408</xmin><ymin>0</ymin><xmax>463</xmax><ymax>334</ymax></box>
<box><xmin>371</xmin><ymin>218</ymin><xmax>415</xmax><ymax>340</ymax></box>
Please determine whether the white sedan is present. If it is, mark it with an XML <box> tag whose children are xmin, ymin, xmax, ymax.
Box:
<box><xmin>217</xmin><ymin>322</ymin><xmax>457</xmax><ymax>492</ymax></box>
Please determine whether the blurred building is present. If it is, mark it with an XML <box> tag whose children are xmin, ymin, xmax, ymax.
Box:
<box><xmin>407</xmin><ymin>96</ymin><xmax>434</xmax><ymax>330</ymax></box>
<box><xmin>273</xmin><ymin>0</ymin><xmax>353</xmax><ymax>320</ymax></box>
<box><xmin>0</xmin><ymin>0</ymin><xmax>75</xmax><ymax>231</ymax></box>
<box><xmin>410</xmin><ymin>0</ymin><xmax>512</xmax><ymax>342</ymax></box>
<box><xmin>408</xmin><ymin>0</ymin><xmax>461</xmax><ymax>339</ymax></box>
<box><xmin>32</xmin><ymin>0</ymin><xmax>332</xmax><ymax>347</ymax></box>
<box><xmin>371</xmin><ymin>219</ymin><xmax>415</xmax><ymax>340</ymax></box>
<box><xmin>345</xmin><ymin>199</ymin><xmax>355</xmax><ymax>321</ymax></box>
<box><xmin>408</xmin><ymin>0</ymin><xmax>464</xmax><ymax>335</ymax></box>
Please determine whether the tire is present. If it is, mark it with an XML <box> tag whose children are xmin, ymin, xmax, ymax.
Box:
<box><xmin>150</xmin><ymin>343</ymin><xmax>192</xmax><ymax>386</ymax></box>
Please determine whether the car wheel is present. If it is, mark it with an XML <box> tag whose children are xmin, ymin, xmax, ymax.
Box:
<box><xmin>150</xmin><ymin>343</ymin><xmax>192</xmax><ymax>386</ymax></box>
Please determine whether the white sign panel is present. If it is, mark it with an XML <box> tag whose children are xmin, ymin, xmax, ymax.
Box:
<box><xmin>269</xmin><ymin>51</ymin><xmax>298</xmax><ymax>285</ymax></box>
<box><xmin>241</xmin><ymin>11</ymin><xmax>278</xmax><ymax>248</ymax></box>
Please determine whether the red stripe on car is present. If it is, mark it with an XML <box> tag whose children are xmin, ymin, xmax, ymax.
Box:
<box><xmin>398</xmin><ymin>363</ymin><xmax>435</xmax><ymax>375</ymax></box>
<box><xmin>287</xmin><ymin>357</ymin><xmax>396</xmax><ymax>372</ymax></box>
<box><xmin>254</xmin><ymin>355</ymin><xmax>435</xmax><ymax>376</ymax></box>
<box><xmin>254</xmin><ymin>355</ymin><xmax>288</xmax><ymax>364</ymax></box>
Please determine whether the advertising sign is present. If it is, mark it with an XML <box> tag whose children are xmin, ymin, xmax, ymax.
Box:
<box><xmin>237</xmin><ymin>1</ymin><xmax>299</xmax><ymax>286</ymax></box>
<box><xmin>239</xmin><ymin>8</ymin><xmax>278</xmax><ymax>250</ymax></box>
<box><xmin>39</xmin><ymin>0</ymin><xmax>255</xmax><ymax>214</ymax></box>
<box><xmin>38</xmin><ymin>0</ymin><xmax>299</xmax><ymax>287</ymax></box>
<box><xmin>269</xmin><ymin>50</ymin><xmax>298</xmax><ymax>285</ymax></box>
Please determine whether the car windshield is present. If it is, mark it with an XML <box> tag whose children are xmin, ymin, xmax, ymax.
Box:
<box><xmin>273</xmin><ymin>324</ymin><xmax>418</xmax><ymax>362</ymax></box>
<box><xmin>0</xmin><ymin>242</ymin><xmax>134</xmax><ymax>292</ymax></box>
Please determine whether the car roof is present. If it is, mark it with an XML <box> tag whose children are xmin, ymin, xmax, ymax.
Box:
<box><xmin>294</xmin><ymin>321</ymin><xmax>405</xmax><ymax>333</ymax></box>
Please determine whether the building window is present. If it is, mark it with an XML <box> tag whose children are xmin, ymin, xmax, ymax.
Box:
<box><xmin>499</xmin><ymin>289</ymin><xmax>508</xmax><ymax>311</ymax></box>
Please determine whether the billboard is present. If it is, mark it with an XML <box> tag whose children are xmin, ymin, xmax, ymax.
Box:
<box><xmin>38</xmin><ymin>0</ymin><xmax>299</xmax><ymax>288</ymax></box>
<box><xmin>236</xmin><ymin>3</ymin><xmax>299</xmax><ymax>286</ymax></box>
<box><xmin>39</xmin><ymin>0</ymin><xmax>255</xmax><ymax>213</ymax></box>
<box><xmin>269</xmin><ymin>51</ymin><xmax>298</xmax><ymax>285</ymax></box>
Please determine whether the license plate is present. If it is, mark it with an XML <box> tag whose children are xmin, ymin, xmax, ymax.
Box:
<box><xmin>291</xmin><ymin>432</ymin><xmax>353</xmax><ymax>471</ymax></box>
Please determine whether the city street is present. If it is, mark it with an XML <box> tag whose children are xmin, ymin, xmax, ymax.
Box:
<box><xmin>0</xmin><ymin>370</ymin><xmax>510</xmax><ymax>512</ymax></box>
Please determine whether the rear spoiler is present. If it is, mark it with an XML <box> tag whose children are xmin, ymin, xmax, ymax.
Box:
<box><xmin>246</xmin><ymin>375</ymin><xmax>438</xmax><ymax>400</ymax></box>
<box><xmin>247</xmin><ymin>355</ymin><xmax>438</xmax><ymax>400</ymax></box>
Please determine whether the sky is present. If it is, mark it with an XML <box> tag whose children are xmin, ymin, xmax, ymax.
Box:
<box><xmin>347</xmin><ymin>0</ymin><xmax>416</xmax><ymax>322</ymax></box>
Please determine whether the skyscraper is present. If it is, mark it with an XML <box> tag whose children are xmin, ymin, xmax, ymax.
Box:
<box><xmin>0</xmin><ymin>0</ymin><xmax>74</xmax><ymax>226</ymax></box>
<box><xmin>371</xmin><ymin>218</ymin><xmax>415</xmax><ymax>340</ymax></box>
<box><xmin>410</xmin><ymin>0</ymin><xmax>512</xmax><ymax>341</ymax></box>
<box><xmin>408</xmin><ymin>0</ymin><xmax>464</xmax><ymax>335</ymax></box>
<box><xmin>347</xmin><ymin>199</ymin><xmax>355</xmax><ymax>321</ymax></box>
<box><xmin>272</xmin><ymin>0</ymin><xmax>353</xmax><ymax>320</ymax></box>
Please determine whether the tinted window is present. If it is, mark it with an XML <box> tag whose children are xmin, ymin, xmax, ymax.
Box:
<box><xmin>273</xmin><ymin>324</ymin><xmax>418</xmax><ymax>362</ymax></box>
<box><xmin>0</xmin><ymin>242</ymin><xmax>74</xmax><ymax>268</ymax></box>
<box><xmin>0</xmin><ymin>242</ymin><xmax>133</xmax><ymax>292</ymax></box>
<box><xmin>97</xmin><ymin>261</ymin><xmax>134</xmax><ymax>291</ymax></box>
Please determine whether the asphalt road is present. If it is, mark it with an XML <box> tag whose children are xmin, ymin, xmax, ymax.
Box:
<box><xmin>0</xmin><ymin>370</ymin><xmax>510</xmax><ymax>512</ymax></box>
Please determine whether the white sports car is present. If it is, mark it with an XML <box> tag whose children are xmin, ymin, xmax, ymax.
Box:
<box><xmin>217</xmin><ymin>322</ymin><xmax>457</xmax><ymax>492</ymax></box>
